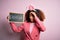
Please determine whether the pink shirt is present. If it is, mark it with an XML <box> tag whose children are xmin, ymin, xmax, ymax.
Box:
<box><xmin>30</xmin><ymin>23</ymin><xmax>34</xmax><ymax>33</ymax></box>
<box><xmin>10</xmin><ymin>15</ymin><xmax>46</xmax><ymax>40</ymax></box>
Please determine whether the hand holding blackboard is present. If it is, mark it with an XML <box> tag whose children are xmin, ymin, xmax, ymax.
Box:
<box><xmin>7</xmin><ymin>12</ymin><xmax>24</xmax><ymax>23</ymax></box>
<box><xmin>7</xmin><ymin>16</ymin><xmax>9</xmax><ymax>21</ymax></box>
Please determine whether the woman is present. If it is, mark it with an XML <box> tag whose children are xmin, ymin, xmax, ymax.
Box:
<box><xmin>7</xmin><ymin>9</ymin><xmax>46</xmax><ymax>40</ymax></box>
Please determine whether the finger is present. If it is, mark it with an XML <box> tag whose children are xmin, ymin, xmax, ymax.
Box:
<box><xmin>7</xmin><ymin>16</ymin><xmax>10</xmax><ymax>20</ymax></box>
<box><xmin>7</xmin><ymin>16</ymin><xmax>8</xmax><ymax>19</ymax></box>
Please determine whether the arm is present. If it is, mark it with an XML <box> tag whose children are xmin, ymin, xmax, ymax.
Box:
<box><xmin>10</xmin><ymin>22</ymin><xmax>24</xmax><ymax>32</ymax></box>
<box><xmin>31</xmin><ymin>12</ymin><xmax>46</xmax><ymax>32</ymax></box>
<box><xmin>34</xmin><ymin>16</ymin><xmax>46</xmax><ymax>32</ymax></box>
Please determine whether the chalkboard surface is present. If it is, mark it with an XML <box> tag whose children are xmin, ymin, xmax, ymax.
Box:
<box><xmin>9</xmin><ymin>12</ymin><xmax>24</xmax><ymax>23</ymax></box>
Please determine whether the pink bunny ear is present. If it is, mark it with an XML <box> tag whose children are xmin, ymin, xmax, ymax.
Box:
<box><xmin>29</xmin><ymin>5</ymin><xmax>34</xmax><ymax>10</ymax></box>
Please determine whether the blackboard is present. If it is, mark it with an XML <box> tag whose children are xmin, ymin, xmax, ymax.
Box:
<box><xmin>9</xmin><ymin>12</ymin><xmax>24</xmax><ymax>23</ymax></box>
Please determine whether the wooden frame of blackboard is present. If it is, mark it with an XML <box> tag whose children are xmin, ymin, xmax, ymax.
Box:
<box><xmin>8</xmin><ymin>12</ymin><xmax>24</xmax><ymax>23</ymax></box>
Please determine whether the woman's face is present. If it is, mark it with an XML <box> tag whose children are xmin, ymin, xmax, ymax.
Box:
<box><xmin>29</xmin><ymin>12</ymin><xmax>35</xmax><ymax>22</ymax></box>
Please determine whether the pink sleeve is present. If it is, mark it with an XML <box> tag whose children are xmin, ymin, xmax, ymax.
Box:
<box><xmin>35</xmin><ymin>16</ymin><xmax>46</xmax><ymax>32</ymax></box>
<box><xmin>10</xmin><ymin>22</ymin><xmax>24</xmax><ymax>32</ymax></box>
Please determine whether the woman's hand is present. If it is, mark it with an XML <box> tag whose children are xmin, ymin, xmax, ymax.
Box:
<box><xmin>7</xmin><ymin>16</ymin><xmax>11</xmax><ymax>23</ymax></box>
<box><xmin>30</xmin><ymin>12</ymin><xmax>37</xmax><ymax>17</ymax></box>
<box><xmin>7</xmin><ymin>16</ymin><xmax>9</xmax><ymax>21</ymax></box>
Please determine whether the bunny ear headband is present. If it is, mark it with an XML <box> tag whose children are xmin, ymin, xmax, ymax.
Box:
<box><xmin>28</xmin><ymin>5</ymin><xmax>38</xmax><ymax>13</ymax></box>
<box><xmin>28</xmin><ymin>5</ymin><xmax>36</xmax><ymax>11</ymax></box>
<box><xmin>29</xmin><ymin>5</ymin><xmax>34</xmax><ymax>10</ymax></box>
